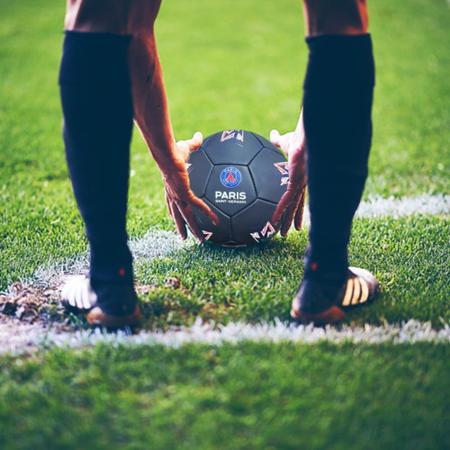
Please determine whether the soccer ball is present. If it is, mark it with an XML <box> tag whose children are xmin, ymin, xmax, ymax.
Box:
<box><xmin>188</xmin><ymin>129</ymin><xmax>288</xmax><ymax>247</ymax></box>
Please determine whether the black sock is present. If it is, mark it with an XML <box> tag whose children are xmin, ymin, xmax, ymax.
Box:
<box><xmin>59</xmin><ymin>31</ymin><xmax>134</xmax><ymax>290</ymax></box>
<box><xmin>303</xmin><ymin>34</ymin><xmax>375</xmax><ymax>287</ymax></box>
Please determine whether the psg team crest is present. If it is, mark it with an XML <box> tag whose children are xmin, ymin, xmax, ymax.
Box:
<box><xmin>220</xmin><ymin>166</ymin><xmax>242</xmax><ymax>188</ymax></box>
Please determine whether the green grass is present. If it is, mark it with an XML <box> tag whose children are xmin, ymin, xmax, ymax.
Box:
<box><xmin>1</xmin><ymin>343</ymin><xmax>449</xmax><ymax>450</ymax></box>
<box><xmin>0</xmin><ymin>0</ymin><xmax>449</xmax><ymax>290</ymax></box>
<box><xmin>135</xmin><ymin>216</ymin><xmax>449</xmax><ymax>329</ymax></box>
<box><xmin>0</xmin><ymin>0</ymin><xmax>449</xmax><ymax>448</ymax></box>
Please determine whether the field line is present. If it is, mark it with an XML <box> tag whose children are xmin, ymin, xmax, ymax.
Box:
<box><xmin>25</xmin><ymin>229</ymin><xmax>187</xmax><ymax>291</ymax></box>
<box><xmin>354</xmin><ymin>194</ymin><xmax>449</xmax><ymax>218</ymax></box>
<box><xmin>0</xmin><ymin>318</ymin><xmax>449</xmax><ymax>355</ymax></box>
<box><xmin>303</xmin><ymin>193</ymin><xmax>450</xmax><ymax>223</ymax></box>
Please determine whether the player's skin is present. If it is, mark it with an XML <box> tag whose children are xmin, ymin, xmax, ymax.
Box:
<box><xmin>270</xmin><ymin>113</ymin><xmax>307</xmax><ymax>237</ymax></box>
<box><xmin>64</xmin><ymin>0</ymin><xmax>218</xmax><ymax>242</ymax></box>
<box><xmin>270</xmin><ymin>0</ymin><xmax>369</xmax><ymax>232</ymax></box>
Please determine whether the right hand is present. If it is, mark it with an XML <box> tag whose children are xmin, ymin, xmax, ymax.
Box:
<box><xmin>163</xmin><ymin>132</ymin><xmax>219</xmax><ymax>242</ymax></box>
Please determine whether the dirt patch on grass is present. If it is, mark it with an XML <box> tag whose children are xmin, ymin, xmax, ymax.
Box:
<box><xmin>1</xmin><ymin>277</ymin><xmax>236</xmax><ymax>332</ymax></box>
<box><xmin>0</xmin><ymin>283</ymin><xmax>67</xmax><ymax>325</ymax></box>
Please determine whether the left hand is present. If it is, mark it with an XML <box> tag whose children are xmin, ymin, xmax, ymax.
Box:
<box><xmin>270</xmin><ymin>128</ymin><xmax>307</xmax><ymax>237</ymax></box>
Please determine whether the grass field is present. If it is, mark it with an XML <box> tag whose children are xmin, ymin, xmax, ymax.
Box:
<box><xmin>0</xmin><ymin>0</ymin><xmax>449</xmax><ymax>449</ymax></box>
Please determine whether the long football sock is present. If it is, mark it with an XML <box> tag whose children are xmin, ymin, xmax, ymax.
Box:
<box><xmin>303</xmin><ymin>34</ymin><xmax>375</xmax><ymax>292</ymax></box>
<box><xmin>59</xmin><ymin>31</ymin><xmax>135</xmax><ymax>299</ymax></box>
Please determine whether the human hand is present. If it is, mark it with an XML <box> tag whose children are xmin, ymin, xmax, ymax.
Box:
<box><xmin>270</xmin><ymin>128</ymin><xmax>307</xmax><ymax>237</ymax></box>
<box><xmin>163</xmin><ymin>132</ymin><xmax>219</xmax><ymax>242</ymax></box>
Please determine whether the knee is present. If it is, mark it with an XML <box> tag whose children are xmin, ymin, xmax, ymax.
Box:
<box><xmin>303</xmin><ymin>0</ymin><xmax>369</xmax><ymax>36</ymax></box>
<box><xmin>65</xmin><ymin>0</ymin><xmax>124</xmax><ymax>33</ymax></box>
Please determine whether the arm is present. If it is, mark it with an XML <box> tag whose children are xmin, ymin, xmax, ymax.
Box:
<box><xmin>129</xmin><ymin>30</ymin><xmax>180</xmax><ymax>173</ymax></box>
<box><xmin>129</xmin><ymin>29</ymin><xmax>218</xmax><ymax>241</ymax></box>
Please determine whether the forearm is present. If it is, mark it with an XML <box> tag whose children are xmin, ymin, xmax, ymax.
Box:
<box><xmin>129</xmin><ymin>32</ymin><xmax>184</xmax><ymax>175</ymax></box>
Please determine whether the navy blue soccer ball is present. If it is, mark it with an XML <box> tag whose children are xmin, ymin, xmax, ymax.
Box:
<box><xmin>188</xmin><ymin>129</ymin><xmax>288</xmax><ymax>247</ymax></box>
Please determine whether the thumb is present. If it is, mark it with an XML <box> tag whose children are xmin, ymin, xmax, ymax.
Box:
<box><xmin>185</xmin><ymin>131</ymin><xmax>203</xmax><ymax>152</ymax></box>
<box><xmin>270</xmin><ymin>129</ymin><xmax>281</xmax><ymax>148</ymax></box>
<box><xmin>176</xmin><ymin>132</ymin><xmax>203</xmax><ymax>162</ymax></box>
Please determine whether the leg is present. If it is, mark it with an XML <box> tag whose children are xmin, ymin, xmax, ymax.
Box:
<box><xmin>292</xmin><ymin>0</ymin><xmax>378</xmax><ymax>322</ymax></box>
<box><xmin>59</xmin><ymin>0</ymin><xmax>157</xmax><ymax>324</ymax></box>
<box><xmin>60</xmin><ymin>32</ymin><xmax>133</xmax><ymax>288</ymax></box>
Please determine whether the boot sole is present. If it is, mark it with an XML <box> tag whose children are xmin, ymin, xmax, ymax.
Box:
<box><xmin>86</xmin><ymin>304</ymin><xmax>142</xmax><ymax>328</ymax></box>
<box><xmin>291</xmin><ymin>303</ymin><xmax>346</xmax><ymax>325</ymax></box>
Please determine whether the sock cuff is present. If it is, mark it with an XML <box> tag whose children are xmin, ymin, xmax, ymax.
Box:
<box><xmin>305</xmin><ymin>33</ymin><xmax>373</xmax><ymax>49</ymax></box>
<box><xmin>304</xmin><ymin>33</ymin><xmax>375</xmax><ymax>90</ymax></box>
<box><xmin>59</xmin><ymin>31</ymin><xmax>132</xmax><ymax>86</ymax></box>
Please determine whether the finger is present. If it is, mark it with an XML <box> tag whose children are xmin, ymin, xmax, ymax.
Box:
<box><xmin>294</xmin><ymin>189</ymin><xmax>306</xmax><ymax>230</ymax></box>
<box><xmin>271</xmin><ymin>191</ymin><xmax>293</xmax><ymax>228</ymax></box>
<box><xmin>165</xmin><ymin>192</ymin><xmax>174</xmax><ymax>218</ymax></box>
<box><xmin>166</xmin><ymin>194</ymin><xmax>182</xmax><ymax>235</ymax></box>
<box><xmin>189</xmin><ymin>194</ymin><xmax>219</xmax><ymax>226</ymax></box>
<box><xmin>190</xmin><ymin>131</ymin><xmax>203</xmax><ymax>149</ymax></box>
<box><xmin>178</xmin><ymin>203</ymin><xmax>205</xmax><ymax>242</ymax></box>
<box><xmin>270</xmin><ymin>129</ymin><xmax>281</xmax><ymax>148</ymax></box>
<box><xmin>271</xmin><ymin>130</ymin><xmax>294</xmax><ymax>157</ymax></box>
<box><xmin>172</xmin><ymin>203</ymin><xmax>188</xmax><ymax>240</ymax></box>
<box><xmin>280</xmin><ymin>201</ymin><xmax>297</xmax><ymax>237</ymax></box>
<box><xmin>177</xmin><ymin>131</ymin><xmax>204</xmax><ymax>155</ymax></box>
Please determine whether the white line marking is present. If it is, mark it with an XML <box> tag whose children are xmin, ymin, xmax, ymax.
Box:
<box><xmin>302</xmin><ymin>194</ymin><xmax>450</xmax><ymax>224</ymax></box>
<box><xmin>14</xmin><ymin>229</ymin><xmax>188</xmax><ymax>292</ymax></box>
<box><xmin>355</xmin><ymin>194</ymin><xmax>450</xmax><ymax>219</ymax></box>
<box><xmin>0</xmin><ymin>319</ymin><xmax>449</xmax><ymax>355</ymax></box>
